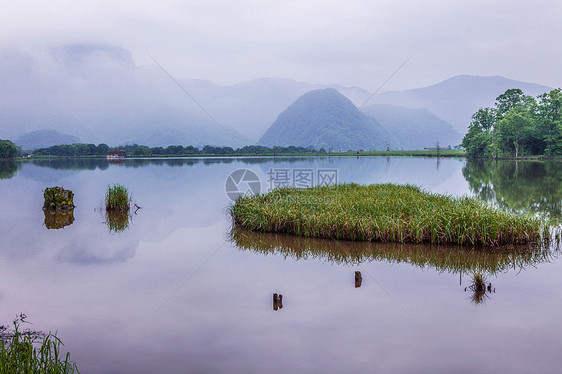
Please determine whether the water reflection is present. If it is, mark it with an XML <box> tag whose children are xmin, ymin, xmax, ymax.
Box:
<box><xmin>19</xmin><ymin>156</ymin><xmax>319</xmax><ymax>173</ymax></box>
<box><xmin>3</xmin><ymin>156</ymin><xmax>562</xmax><ymax>372</ymax></box>
<box><xmin>30</xmin><ymin>158</ymin><xmax>110</xmax><ymax>171</ymax></box>
<box><xmin>232</xmin><ymin>229</ymin><xmax>557</xmax><ymax>306</ymax></box>
<box><xmin>463</xmin><ymin>160</ymin><xmax>562</xmax><ymax>218</ymax></box>
<box><xmin>0</xmin><ymin>160</ymin><xmax>20</xmax><ymax>179</ymax></box>
<box><xmin>355</xmin><ymin>271</ymin><xmax>362</xmax><ymax>288</ymax></box>
<box><xmin>104</xmin><ymin>210</ymin><xmax>132</xmax><ymax>234</ymax></box>
<box><xmin>44</xmin><ymin>210</ymin><xmax>75</xmax><ymax>229</ymax></box>
<box><xmin>231</xmin><ymin>228</ymin><xmax>555</xmax><ymax>276</ymax></box>
<box><xmin>465</xmin><ymin>273</ymin><xmax>495</xmax><ymax>305</ymax></box>
<box><xmin>273</xmin><ymin>293</ymin><xmax>283</xmax><ymax>311</ymax></box>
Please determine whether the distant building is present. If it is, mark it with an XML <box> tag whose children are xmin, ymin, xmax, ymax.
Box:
<box><xmin>106</xmin><ymin>149</ymin><xmax>126</xmax><ymax>159</ymax></box>
<box><xmin>423</xmin><ymin>146</ymin><xmax>451</xmax><ymax>150</ymax></box>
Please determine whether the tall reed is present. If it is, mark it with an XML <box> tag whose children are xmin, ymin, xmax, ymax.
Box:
<box><xmin>0</xmin><ymin>316</ymin><xmax>79</xmax><ymax>373</ymax></box>
<box><xmin>230</xmin><ymin>183</ymin><xmax>554</xmax><ymax>247</ymax></box>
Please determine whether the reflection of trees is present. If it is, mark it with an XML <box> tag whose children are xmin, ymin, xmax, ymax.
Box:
<box><xmin>0</xmin><ymin>160</ymin><xmax>19</xmax><ymax>179</ymax></box>
<box><xmin>31</xmin><ymin>158</ymin><xmax>110</xmax><ymax>171</ymax></box>
<box><xmin>24</xmin><ymin>156</ymin><xmax>337</xmax><ymax>172</ymax></box>
<box><xmin>240</xmin><ymin>157</ymin><xmax>314</xmax><ymax>165</ymax></box>
<box><xmin>231</xmin><ymin>228</ymin><xmax>554</xmax><ymax>276</ymax></box>
<box><xmin>463</xmin><ymin>160</ymin><xmax>562</xmax><ymax>218</ymax></box>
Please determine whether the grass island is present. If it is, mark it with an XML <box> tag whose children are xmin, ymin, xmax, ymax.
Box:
<box><xmin>230</xmin><ymin>183</ymin><xmax>554</xmax><ymax>247</ymax></box>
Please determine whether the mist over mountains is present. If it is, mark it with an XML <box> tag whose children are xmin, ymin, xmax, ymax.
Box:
<box><xmin>372</xmin><ymin>75</ymin><xmax>552</xmax><ymax>133</ymax></box>
<box><xmin>361</xmin><ymin>104</ymin><xmax>461</xmax><ymax>150</ymax></box>
<box><xmin>0</xmin><ymin>44</ymin><xmax>553</xmax><ymax>150</ymax></box>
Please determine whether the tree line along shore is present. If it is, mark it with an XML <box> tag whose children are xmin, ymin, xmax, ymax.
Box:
<box><xmin>3</xmin><ymin>141</ymin><xmax>467</xmax><ymax>159</ymax></box>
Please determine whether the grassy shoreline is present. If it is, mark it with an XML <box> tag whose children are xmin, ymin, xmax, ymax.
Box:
<box><xmin>230</xmin><ymin>183</ymin><xmax>554</xmax><ymax>247</ymax></box>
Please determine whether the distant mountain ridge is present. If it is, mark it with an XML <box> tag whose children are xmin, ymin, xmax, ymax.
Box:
<box><xmin>0</xmin><ymin>44</ymin><xmax>556</xmax><ymax>147</ymax></box>
<box><xmin>259</xmin><ymin>89</ymin><xmax>463</xmax><ymax>151</ymax></box>
<box><xmin>361</xmin><ymin>104</ymin><xmax>462</xmax><ymax>150</ymax></box>
<box><xmin>16</xmin><ymin>129</ymin><xmax>80</xmax><ymax>150</ymax></box>
<box><xmin>372</xmin><ymin>75</ymin><xmax>552</xmax><ymax>132</ymax></box>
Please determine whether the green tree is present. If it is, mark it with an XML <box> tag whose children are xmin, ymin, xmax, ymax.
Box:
<box><xmin>536</xmin><ymin>88</ymin><xmax>562</xmax><ymax>156</ymax></box>
<box><xmin>462</xmin><ymin>125</ymin><xmax>493</xmax><ymax>157</ymax></box>
<box><xmin>0</xmin><ymin>139</ymin><xmax>18</xmax><ymax>159</ymax></box>
<box><xmin>495</xmin><ymin>88</ymin><xmax>535</xmax><ymax>118</ymax></box>
<box><xmin>471</xmin><ymin>107</ymin><xmax>496</xmax><ymax>131</ymax></box>
<box><xmin>97</xmin><ymin>143</ymin><xmax>110</xmax><ymax>155</ymax></box>
<box><xmin>496</xmin><ymin>106</ymin><xmax>535</xmax><ymax>157</ymax></box>
<box><xmin>462</xmin><ymin>108</ymin><xmax>495</xmax><ymax>157</ymax></box>
<box><xmin>133</xmin><ymin>147</ymin><xmax>148</xmax><ymax>156</ymax></box>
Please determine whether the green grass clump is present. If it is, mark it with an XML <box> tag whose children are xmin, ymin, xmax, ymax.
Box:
<box><xmin>105</xmin><ymin>184</ymin><xmax>130</xmax><ymax>212</ymax></box>
<box><xmin>0</xmin><ymin>316</ymin><xmax>79</xmax><ymax>373</ymax></box>
<box><xmin>230</xmin><ymin>183</ymin><xmax>552</xmax><ymax>246</ymax></box>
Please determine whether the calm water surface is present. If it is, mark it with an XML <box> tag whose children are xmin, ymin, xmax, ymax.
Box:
<box><xmin>1</xmin><ymin>157</ymin><xmax>562</xmax><ymax>374</ymax></box>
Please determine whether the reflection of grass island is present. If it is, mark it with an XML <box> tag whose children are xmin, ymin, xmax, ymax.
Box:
<box><xmin>231</xmin><ymin>228</ymin><xmax>554</xmax><ymax>275</ymax></box>
<box><xmin>230</xmin><ymin>183</ymin><xmax>552</xmax><ymax>247</ymax></box>
<box><xmin>105</xmin><ymin>210</ymin><xmax>130</xmax><ymax>234</ymax></box>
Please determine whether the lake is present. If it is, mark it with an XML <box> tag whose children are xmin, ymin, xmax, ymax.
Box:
<box><xmin>1</xmin><ymin>156</ymin><xmax>562</xmax><ymax>373</ymax></box>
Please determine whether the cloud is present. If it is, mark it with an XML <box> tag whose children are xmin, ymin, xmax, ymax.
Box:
<box><xmin>0</xmin><ymin>0</ymin><xmax>560</xmax><ymax>90</ymax></box>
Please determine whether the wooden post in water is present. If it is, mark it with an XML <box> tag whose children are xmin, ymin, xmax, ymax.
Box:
<box><xmin>273</xmin><ymin>293</ymin><xmax>283</xmax><ymax>310</ymax></box>
<box><xmin>355</xmin><ymin>271</ymin><xmax>362</xmax><ymax>288</ymax></box>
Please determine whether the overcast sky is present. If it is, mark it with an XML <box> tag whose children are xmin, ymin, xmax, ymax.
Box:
<box><xmin>1</xmin><ymin>0</ymin><xmax>561</xmax><ymax>91</ymax></box>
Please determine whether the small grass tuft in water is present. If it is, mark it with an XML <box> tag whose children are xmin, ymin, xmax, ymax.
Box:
<box><xmin>0</xmin><ymin>314</ymin><xmax>79</xmax><ymax>373</ymax></box>
<box><xmin>230</xmin><ymin>183</ymin><xmax>552</xmax><ymax>247</ymax></box>
<box><xmin>105</xmin><ymin>184</ymin><xmax>130</xmax><ymax>212</ymax></box>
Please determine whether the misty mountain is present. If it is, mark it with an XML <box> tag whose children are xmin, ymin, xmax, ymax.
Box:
<box><xmin>0</xmin><ymin>45</ymin><xmax>250</xmax><ymax>147</ymax></box>
<box><xmin>259</xmin><ymin>89</ymin><xmax>393</xmax><ymax>150</ymax></box>
<box><xmin>372</xmin><ymin>75</ymin><xmax>552</xmax><ymax>133</ymax></box>
<box><xmin>1</xmin><ymin>45</ymin><xmax>555</xmax><ymax>148</ymax></box>
<box><xmin>173</xmin><ymin>77</ymin><xmax>372</xmax><ymax>141</ymax></box>
<box><xmin>0</xmin><ymin>45</ymin><xmax>372</xmax><ymax>146</ymax></box>
<box><xmin>361</xmin><ymin>104</ymin><xmax>462</xmax><ymax>149</ymax></box>
<box><xmin>16</xmin><ymin>129</ymin><xmax>80</xmax><ymax>150</ymax></box>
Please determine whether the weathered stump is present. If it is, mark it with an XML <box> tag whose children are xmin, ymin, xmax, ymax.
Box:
<box><xmin>43</xmin><ymin>187</ymin><xmax>75</xmax><ymax>211</ymax></box>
